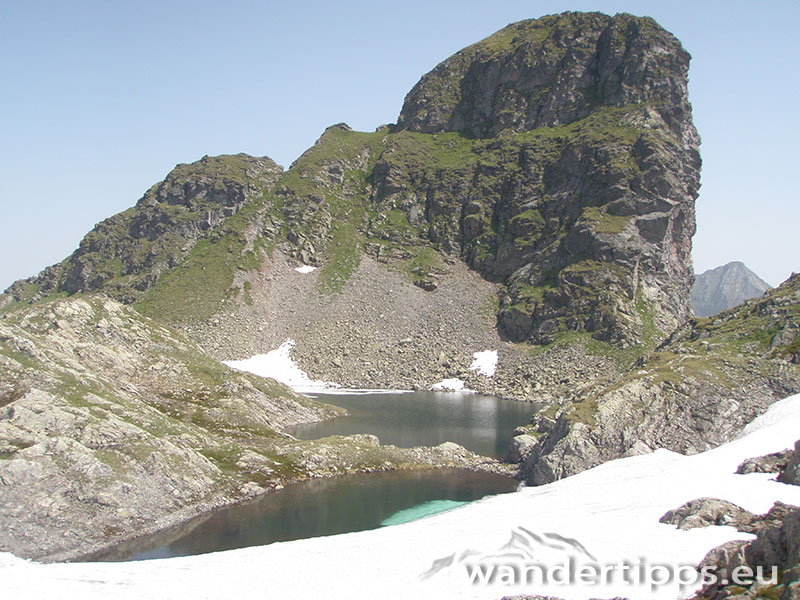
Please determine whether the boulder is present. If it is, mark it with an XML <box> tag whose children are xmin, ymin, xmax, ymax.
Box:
<box><xmin>659</xmin><ymin>498</ymin><xmax>755</xmax><ymax>531</ymax></box>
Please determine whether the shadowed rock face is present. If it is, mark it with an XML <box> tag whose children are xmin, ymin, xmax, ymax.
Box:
<box><xmin>778</xmin><ymin>440</ymin><xmax>800</xmax><ymax>486</ymax></box>
<box><xmin>688</xmin><ymin>501</ymin><xmax>800</xmax><ymax>600</ymax></box>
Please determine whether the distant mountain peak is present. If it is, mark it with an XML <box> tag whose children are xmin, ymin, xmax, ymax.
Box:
<box><xmin>692</xmin><ymin>261</ymin><xmax>771</xmax><ymax>317</ymax></box>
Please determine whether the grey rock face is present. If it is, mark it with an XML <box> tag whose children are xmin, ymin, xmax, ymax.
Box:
<box><xmin>695</xmin><ymin>540</ymin><xmax>750</xmax><ymax>594</ymax></box>
<box><xmin>0</xmin><ymin>296</ymin><xmax>332</xmax><ymax>560</ymax></box>
<box><xmin>659</xmin><ymin>498</ymin><xmax>755</xmax><ymax>531</ymax></box>
<box><xmin>397</xmin><ymin>13</ymin><xmax>693</xmax><ymax>142</ymax></box>
<box><xmin>387</xmin><ymin>11</ymin><xmax>702</xmax><ymax>347</ymax></box>
<box><xmin>506</xmin><ymin>434</ymin><xmax>539</xmax><ymax>463</ymax></box>
<box><xmin>692</xmin><ymin>261</ymin><xmax>772</xmax><ymax>318</ymax></box>
<box><xmin>778</xmin><ymin>440</ymin><xmax>800</xmax><ymax>486</ymax></box>
<box><xmin>737</xmin><ymin>449</ymin><xmax>794</xmax><ymax>475</ymax></box>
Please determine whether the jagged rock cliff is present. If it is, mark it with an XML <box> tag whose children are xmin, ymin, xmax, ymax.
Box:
<box><xmin>693</xmin><ymin>261</ymin><xmax>772</xmax><ymax>318</ymax></box>
<box><xmin>2</xmin><ymin>12</ymin><xmax>701</xmax><ymax>396</ymax></box>
<box><xmin>397</xmin><ymin>13</ymin><xmax>695</xmax><ymax>141</ymax></box>
<box><xmin>519</xmin><ymin>274</ymin><xmax>800</xmax><ymax>485</ymax></box>
<box><xmin>392</xmin><ymin>12</ymin><xmax>700</xmax><ymax>346</ymax></box>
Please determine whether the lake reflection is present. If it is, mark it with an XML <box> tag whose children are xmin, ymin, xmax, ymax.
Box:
<box><xmin>287</xmin><ymin>391</ymin><xmax>534</xmax><ymax>457</ymax></box>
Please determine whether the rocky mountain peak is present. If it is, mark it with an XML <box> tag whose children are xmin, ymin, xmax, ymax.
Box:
<box><xmin>692</xmin><ymin>261</ymin><xmax>772</xmax><ymax>317</ymax></box>
<box><xmin>396</xmin><ymin>12</ymin><xmax>695</xmax><ymax>143</ymax></box>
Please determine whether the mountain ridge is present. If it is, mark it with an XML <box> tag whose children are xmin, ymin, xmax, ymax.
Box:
<box><xmin>3</xmin><ymin>12</ymin><xmax>701</xmax><ymax>401</ymax></box>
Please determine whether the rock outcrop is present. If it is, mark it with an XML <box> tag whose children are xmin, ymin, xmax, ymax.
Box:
<box><xmin>0</xmin><ymin>297</ymin><xmax>509</xmax><ymax>561</ymax></box>
<box><xmin>737</xmin><ymin>449</ymin><xmax>794</xmax><ymax>475</ymax></box>
<box><xmin>521</xmin><ymin>274</ymin><xmax>800</xmax><ymax>485</ymax></box>
<box><xmin>693</xmin><ymin>261</ymin><xmax>772</xmax><ymax>318</ymax></box>
<box><xmin>778</xmin><ymin>440</ymin><xmax>800</xmax><ymax>486</ymax></box>
<box><xmin>391</xmin><ymin>11</ymin><xmax>701</xmax><ymax>347</ymax></box>
<box><xmin>659</xmin><ymin>498</ymin><xmax>756</xmax><ymax>531</ymax></box>
<box><xmin>689</xmin><ymin>502</ymin><xmax>800</xmax><ymax>600</ymax></box>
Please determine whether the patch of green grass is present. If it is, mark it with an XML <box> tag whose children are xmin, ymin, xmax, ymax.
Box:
<box><xmin>169</xmin><ymin>153</ymin><xmax>274</xmax><ymax>187</ymax></box>
<box><xmin>510</xmin><ymin>209</ymin><xmax>545</xmax><ymax>229</ymax></box>
<box><xmin>135</xmin><ymin>236</ymin><xmax>242</xmax><ymax>323</ymax></box>
<box><xmin>513</xmin><ymin>105</ymin><xmax>644</xmax><ymax>147</ymax></box>
<box><xmin>783</xmin><ymin>337</ymin><xmax>800</xmax><ymax>361</ymax></box>
<box><xmin>133</xmin><ymin>196</ymin><xmax>271</xmax><ymax>323</ymax></box>
<box><xmin>567</xmin><ymin>397</ymin><xmax>598</xmax><ymax>426</ymax></box>
<box><xmin>385</xmin><ymin>209</ymin><xmax>412</xmax><ymax>228</ymax></box>
<box><xmin>582</xmin><ymin>206</ymin><xmax>633</xmax><ymax>234</ymax></box>
<box><xmin>404</xmin><ymin>247</ymin><xmax>441</xmax><ymax>285</ymax></box>
<box><xmin>481</xmin><ymin>293</ymin><xmax>501</xmax><ymax>326</ymax></box>
<box><xmin>384</xmin><ymin>130</ymin><xmax>477</xmax><ymax>171</ymax></box>
<box><xmin>242</xmin><ymin>281</ymin><xmax>254</xmax><ymax>306</ymax></box>
<box><xmin>475</xmin><ymin>17</ymin><xmax>556</xmax><ymax>54</ymax></box>
<box><xmin>315</xmin><ymin>203</ymin><xmax>364</xmax><ymax>294</ymax></box>
<box><xmin>755</xmin><ymin>584</ymin><xmax>783</xmax><ymax>600</ymax></box>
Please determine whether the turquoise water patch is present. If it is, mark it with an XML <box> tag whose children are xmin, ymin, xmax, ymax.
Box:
<box><xmin>102</xmin><ymin>470</ymin><xmax>517</xmax><ymax>561</ymax></box>
<box><xmin>381</xmin><ymin>499</ymin><xmax>469</xmax><ymax>526</ymax></box>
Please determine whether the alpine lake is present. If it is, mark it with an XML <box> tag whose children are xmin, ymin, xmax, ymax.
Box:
<box><xmin>99</xmin><ymin>390</ymin><xmax>533</xmax><ymax>561</ymax></box>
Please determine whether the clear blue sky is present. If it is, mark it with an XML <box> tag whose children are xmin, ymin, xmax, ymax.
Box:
<box><xmin>1</xmin><ymin>0</ymin><xmax>798</xmax><ymax>289</ymax></box>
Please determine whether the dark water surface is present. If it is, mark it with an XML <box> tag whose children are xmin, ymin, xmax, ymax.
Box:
<box><xmin>104</xmin><ymin>469</ymin><xmax>518</xmax><ymax>561</ymax></box>
<box><xmin>287</xmin><ymin>390</ymin><xmax>535</xmax><ymax>457</ymax></box>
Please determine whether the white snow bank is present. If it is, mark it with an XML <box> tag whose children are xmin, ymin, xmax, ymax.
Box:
<box><xmin>5</xmin><ymin>395</ymin><xmax>800</xmax><ymax>600</ymax></box>
<box><xmin>470</xmin><ymin>350</ymin><xmax>498</xmax><ymax>377</ymax></box>
<box><xmin>294</xmin><ymin>265</ymin><xmax>317</xmax><ymax>274</ymax></box>
<box><xmin>224</xmin><ymin>341</ymin><xmax>412</xmax><ymax>396</ymax></box>
<box><xmin>223</xmin><ymin>339</ymin><xmax>338</xmax><ymax>394</ymax></box>
<box><xmin>430</xmin><ymin>378</ymin><xmax>475</xmax><ymax>392</ymax></box>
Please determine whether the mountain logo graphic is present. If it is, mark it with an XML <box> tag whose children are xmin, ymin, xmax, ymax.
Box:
<box><xmin>420</xmin><ymin>527</ymin><xmax>596</xmax><ymax>580</ymax></box>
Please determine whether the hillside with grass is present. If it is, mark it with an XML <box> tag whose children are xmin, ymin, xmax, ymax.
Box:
<box><xmin>520</xmin><ymin>273</ymin><xmax>800</xmax><ymax>484</ymax></box>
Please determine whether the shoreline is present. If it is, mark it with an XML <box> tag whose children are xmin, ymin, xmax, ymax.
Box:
<box><xmin>81</xmin><ymin>465</ymin><xmax>520</xmax><ymax>563</ymax></box>
<box><xmin>28</xmin><ymin>445</ymin><xmax>519</xmax><ymax>564</ymax></box>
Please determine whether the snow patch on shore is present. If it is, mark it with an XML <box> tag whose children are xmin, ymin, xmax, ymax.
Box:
<box><xmin>470</xmin><ymin>350</ymin><xmax>497</xmax><ymax>377</ymax></box>
<box><xmin>294</xmin><ymin>265</ymin><xmax>317</xmax><ymax>274</ymax></box>
<box><xmin>224</xmin><ymin>341</ymin><xmax>413</xmax><ymax>396</ymax></box>
<box><xmin>223</xmin><ymin>340</ymin><xmax>338</xmax><ymax>394</ymax></box>
<box><xmin>430</xmin><ymin>378</ymin><xmax>474</xmax><ymax>392</ymax></box>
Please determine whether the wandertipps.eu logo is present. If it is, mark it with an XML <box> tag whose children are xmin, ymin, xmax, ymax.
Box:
<box><xmin>420</xmin><ymin>527</ymin><xmax>777</xmax><ymax>591</ymax></box>
<box><xmin>421</xmin><ymin>527</ymin><xmax>596</xmax><ymax>581</ymax></box>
